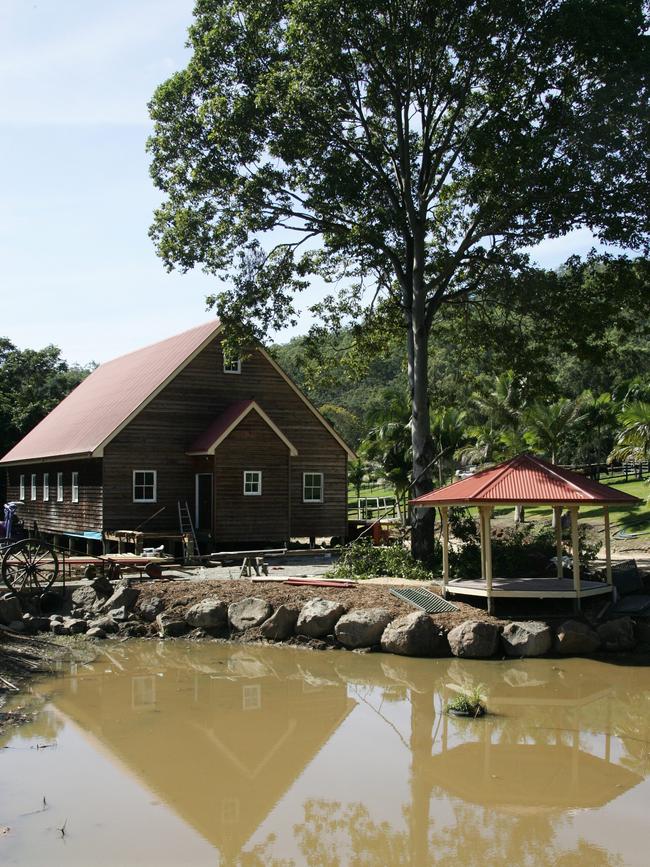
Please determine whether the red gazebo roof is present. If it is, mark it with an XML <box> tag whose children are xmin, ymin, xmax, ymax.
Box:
<box><xmin>410</xmin><ymin>454</ymin><xmax>642</xmax><ymax>506</ymax></box>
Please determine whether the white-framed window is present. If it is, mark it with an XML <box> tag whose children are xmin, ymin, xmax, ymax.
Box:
<box><xmin>223</xmin><ymin>358</ymin><xmax>241</xmax><ymax>374</ymax></box>
<box><xmin>31</xmin><ymin>474</ymin><xmax>37</xmax><ymax>501</ymax></box>
<box><xmin>57</xmin><ymin>472</ymin><xmax>63</xmax><ymax>502</ymax></box>
<box><xmin>243</xmin><ymin>470</ymin><xmax>262</xmax><ymax>496</ymax></box>
<box><xmin>71</xmin><ymin>471</ymin><xmax>79</xmax><ymax>503</ymax></box>
<box><xmin>19</xmin><ymin>474</ymin><xmax>25</xmax><ymax>500</ymax></box>
<box><xmin>133</xmin><ymin>470</ymin><xmax>156</xmax><ymax>503</ymax></box>
<box><xmin>242</xmin><ymin>684</ymin><xmax>261</xmax><ymax>711</ymax></box>
<box><xmin>303</xmin><ymin>472</ymin><xmax>324</xmax><ymax>503</ymax></box>
<box><xmin>43</xmin><ymin>473</ymin><xmax>49</xmax><ymax>501</ymax></box>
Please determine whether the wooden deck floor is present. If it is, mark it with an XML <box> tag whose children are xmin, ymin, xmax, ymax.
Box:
<box><xmin>446</xmin><ymin>577</ymin><xmax>612</xmax><ymax>599</ymax></box>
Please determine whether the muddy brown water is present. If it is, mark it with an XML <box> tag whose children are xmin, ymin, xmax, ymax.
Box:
<box><xmin>1</xmin><ymin>643</ymin><xmax>649</xmax><ymax>866</ymax></box>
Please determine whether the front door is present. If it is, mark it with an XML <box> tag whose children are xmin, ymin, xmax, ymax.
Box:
<box><xmin>195</xmin><ymin>473</ymin><xmax>213</xmax><ymax>533</ymax></box>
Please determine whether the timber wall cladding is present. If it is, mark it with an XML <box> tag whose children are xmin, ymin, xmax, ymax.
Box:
<box><xmin>5</xmin><ymin>459</ymin><xmax>103</xmax><ymax>533</ymax></box>
<box><xmin>213</xmin><ymin>412</ymin><xmax>290</xmax><ymax>543</ymax></box>
<box><xmin>103</xmin><ymin>336</ymin><xmax>348</xmax><ymax>538</ymax></box>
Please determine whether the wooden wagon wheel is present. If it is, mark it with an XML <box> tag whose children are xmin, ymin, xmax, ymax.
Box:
<box><xmin>1</xmin><ymin>538</ymin><xmax>59</xmax><ymax>596</ymax></box>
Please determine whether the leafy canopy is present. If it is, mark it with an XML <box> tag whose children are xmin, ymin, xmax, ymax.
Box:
<box><xmin>148</xmin><ymin>0</ymin><xmax>649</xmax><ymax>343</ymax></box>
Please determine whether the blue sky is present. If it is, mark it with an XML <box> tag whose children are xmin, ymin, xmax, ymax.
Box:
<box><xmin>1</xmin><ymin>0</ymin><xmax>607</xmax><ymax>366</ymax></box>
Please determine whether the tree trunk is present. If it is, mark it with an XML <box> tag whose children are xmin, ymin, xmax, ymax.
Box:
<box><xmin>514</xmin><ymin>504</ymin><xmax>525</xmax><ymax>523</ymax></box>
<box><xmin>408</xmin><ymin>291</ymin><xmax>435</xmax><ymax>563</ymax></box>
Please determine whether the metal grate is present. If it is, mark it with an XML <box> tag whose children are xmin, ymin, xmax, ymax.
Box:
<box><xmin>390</xmin><ymin>587</ymin><xmax>459</xmax><ymax>614</ymax></box>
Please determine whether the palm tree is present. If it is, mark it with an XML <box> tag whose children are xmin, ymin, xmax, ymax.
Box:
<box><xmin>523</xmin><ymin>398</ymin><xmax>584</xmax><ymax>464</ymax></box>
<box><xmin>609</xmin><ymin>402</ymin><xmax>650</xmax><ymax>463</ymax></box>
<box><xmin>430</xmin><ymin>407</ymin><xmax>467</xmax><ymax>485</ymax></box>
<box><xmin>361</xmin><ymin>392</ymin><xmax>412</xmax><ymax>522</ymax></box>
<box><xmin>348</xmin><ymin>459</ymin><xmax>367</xmax><ymax>517</ymax></box>
<box><xmin>575</xmin><ymin>390</ymin><xmax>618</xmax><ymax>467</ymax></box>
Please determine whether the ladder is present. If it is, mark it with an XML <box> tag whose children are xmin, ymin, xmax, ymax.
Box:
<box><xmin>177</xmin><ymin>500</ymin><xmax>200</xmax><ymax>558</ymax></box>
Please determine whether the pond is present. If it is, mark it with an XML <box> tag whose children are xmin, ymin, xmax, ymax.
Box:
<box><xmin>1</xmin><ymin>642</ymin><xmax>649</xmax><ymax>866</ymax></box>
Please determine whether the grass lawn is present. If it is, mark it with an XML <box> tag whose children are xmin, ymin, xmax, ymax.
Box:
<box><xmin>489</xmin><ymin>479</ymin><xmax>650</xmax><ymax>538</ymax></box>
<box><xmin>348</xmin><ymin>483</ymin><xmax>396</xmax><ymax>503</ymax></box>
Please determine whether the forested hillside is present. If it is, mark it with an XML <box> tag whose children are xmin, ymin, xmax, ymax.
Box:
<box><xmin>272</xmin><ymin>255</ymin><xmax>650</xmax><ymax>472</ymax></box>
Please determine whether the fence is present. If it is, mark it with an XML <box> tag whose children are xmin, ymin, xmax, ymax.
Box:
<box><xmin>562</xmin><ymin>461</ymin><xmax>648</xmax><ymax>485</ymax></box>
<box><xmin>348</xmin><ymin>497</ymin><xmax>398</xmax><ymax>519</ymax></box>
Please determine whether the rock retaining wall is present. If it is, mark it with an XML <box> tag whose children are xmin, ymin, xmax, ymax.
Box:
<box><xmin>3</xmin><ymin>582</ymin><xmax>650</xmax><ymax>661</ymax></box>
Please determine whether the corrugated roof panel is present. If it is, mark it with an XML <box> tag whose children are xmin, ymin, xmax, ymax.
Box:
<box><xmin>0</xmin><ymin>321</ymin><xmax>221</xmax><ymax>463</ymax></box>
<box><xmin>411</xmin><ymin>454</ymin><xmax>641</xmax><ymax>505</ymax></box>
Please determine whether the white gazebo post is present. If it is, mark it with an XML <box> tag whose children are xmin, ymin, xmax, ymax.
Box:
<box><xmin>440</xmin><ymin>507</ymin><xmax>450</xmax><ymax>597</ymax></box>
<box><xmin>553</xmin><ymin>506</ymin><xmax>563</xmax><ymax>578</ymax></box>
<box><xmin>570</xmin><ymin>505</ymin><xmax>581</xmax><ymax>611</ymax></box>
<box><xmin>480</xmin><ymin>505</ymin><xmax>494</xmax><ymax>614</ymax></box>
<box><xmin>603</xmin><ymin>506</ymin><xmax>613</xmax><ymax>587</ymax></box>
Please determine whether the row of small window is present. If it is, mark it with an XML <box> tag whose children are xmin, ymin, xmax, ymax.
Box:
<box><xmin>132</xmin><ymin>470</ymin><xmax>324</xmax><ymax>503</ymax></box>
<box><xmin>245</xmin><ymin>470</ymin><xmax>324</xmax><ymax>501</ymax></box>
<box><xmin>19</xmin><ymin>473</ymin><xmax>79</xmax><ymax>503</ymax></box>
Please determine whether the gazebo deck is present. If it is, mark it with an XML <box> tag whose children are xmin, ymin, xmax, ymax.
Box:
<box><xmin>447</xmin><ymin>576</ymin><xmax>612</xmax><ymax>600</ymax></box>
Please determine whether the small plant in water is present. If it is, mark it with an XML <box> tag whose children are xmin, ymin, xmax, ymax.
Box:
<box><xmin>447</xmin><ymin>684</ymin><xmax>486</xmax><ymax>718</ymax></box>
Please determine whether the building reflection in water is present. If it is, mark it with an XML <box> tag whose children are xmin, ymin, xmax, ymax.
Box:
<box><xmin>32</xmin><ymin>644</ymin><xmax>650</xmax><ymax>865</ymax></box>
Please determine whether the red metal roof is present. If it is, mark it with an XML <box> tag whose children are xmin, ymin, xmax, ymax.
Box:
<box><xmin>187</xmin><ymin>400</ymin><xmax>298</xmax><ymax>456</ymax></box>
<box><xmin>410</xmin><ymin>454</ymin><xmax>642</xmax><ymax>506</ymax></box>
<box><xmin>188</xmin><ymin>400</ymin><xmax>255</xmax><ymax>453</ymax></box>
<box><xmin>0</xmin><ymin>321</ymin><xmax>222</xmax><ymax>464</ymax></box>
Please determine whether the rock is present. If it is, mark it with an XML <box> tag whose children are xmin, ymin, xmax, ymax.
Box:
<box><xmin>87</xmin><ymin>572</ymin><xmax>114</xmax><ymax>598</ymax></box>
<box><xmin>555</xmin><ymin>620</ymin><xmax>601</xmax><ymax>655</ymax></box>
<box><xmin>0</xmin><ymin>595</ymin><xmax>22</xmax><ymax>626</ymax></box>
<box><xmin>86</xmin><ymin>627</ymin><xmax>106</xmax><ymax>639</ymax></box>
<box><xmin>447</xmin><ymin>620</ymin><xmax>499</xmax><ymax>658</ymax></box>
<box><xmin>501</xmin><ymin>621</ymin><xmax>553</xmax><ymax>657</ymax></box>
<box><xmin>119</xmin><ymin>622</ymin><xmax>148</xmax><ymax>638</ymax></box>
<box><xmin>380</xmin><ymin>611</ymin><xmax>445</xmax><ymax>657</ymax></box>
<box><xmin>7</xmin><ymin>620</ymin><xmax>26</xmax><ymax>633</ymax></box>
<box><xmin>186</xmin><ymin>599</ymin><xmax>228</xmax><ymax>630</ymax></box>
<box><xmin>100</xmin><ymin>582</ymin><xmax>140</xmax><ymax>614</ymax></box>
<box><xmin>107</xmin><ymin>606</ymin><xmax>130</xmax><ymax>622</ymax></box>
<box><xmin>335</xmin><ymin>608</ymin><xmax>393</xmax><ymax>649</ymax></box>
<box><xmin>596</xmin><ymin>618</ymin><xmax>636</xmax><ymax>652</ymax></box>
<box><xmin>139</xmin><ymin>596</ymin><xmax>164</xmax><ymax>622</ymax></box>
<box><xmin>25</xmin><ymin>614</ymin><xmax>50</xmax><ymax>632</ymax></box>
<box><xmin>229</xmin><ymin>597</ymin><xmax>273</xmax><ymax>631</ymax></box>
<box><xmin>71</xmin><ymin>585</ymin><xmax>98</xmax><ymax>610</ymax></box>
<box><xmin>156</xmin><ymin>611</ymin><xmax>189</xmax><ymax>637</ymax></box>
<box><xmin>636</xmin><ymin>619</ymin><xmax>650</xmax><ymax>645</ymax></box>
<box><xmin>260</xmin><ymin>605</ymin><xmax>300</xmax><ymax>640</ymax></box>
<box><xmin>296</xmin><ymin>599</ymin><xmax>346</xmax><ymax>639</ymax></box>
<box><xmin>62</xmin><ymin>617</ymin><xmax>88</xmax><ymax>634</ymax></box>
<box><xmin>51</xmin><ymin>621</ymin><xmax>70</xmax><ymax>635</ymax></box>
<box><xmin>88</xmin><ymin>615</ymin><xmax>119</xmax><ymax>634</ymax></box>
<box><xmin>49</xmin><ymin>614</ymin><xmax>63</xmax><ymax>623</ymax></box>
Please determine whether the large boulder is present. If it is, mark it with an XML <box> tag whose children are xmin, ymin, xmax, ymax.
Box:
<box><xmin>260</xmin><ymin>605</ymin><xmax>299</xmax><ymax>640</ymax></box>
<box><xmin>186</xmin><ymin>599</ymin><xmax>228</xmax><ymax>630</ymax></box>
<box><xmin>555</xmin><ymin>620</ymin><xmax>601</xmax><ymax>655</ymax></box>
<box><xmin>596</xmin><ymin>618</ymin><xmax>636</xmax><ymax>652</ymax></box>
<box><xmin>156</xmin><ymin>611</ymin><xmax>189</xmax><ymax>638</ymax></box>
<box><xmin>296</xmin><ymin>599</ymin><xmax>346</xmax><ymax>639</ymax></box>
<box><xmin>335</xmin><ymin>608</ymin><xmax>393</xmax><ymax>649</ymax></box>
<box><xmin>71</xmin><ymin>585</ymin><xmax>98</xmax><ymax>611</ymax></box>
<box><xmin>229</xmin><ymin>597</ymin><xmax>273</xmax><ymax>631</ymax></box>
<box><xmin>501</xmin><ymin>621</ymin><xmax>553</xmax><ymax>658</ymax></box>
<box><xmin>0</xmin><ymin>594</ymin><xmax>22</xmax><ymax>626</ymax></box>
<box><xmin>62</xmin><ymin>617</ymin><xmax>88</xmax><ymax>634</ymax></box>
<box><xmin>380</xmin><ymin>612</ymin><xmax>446</xmax><ymax>657</ymax></box>
<box><xmin>138</xmin><ymin>596</ymin><xmax>164</xmax><ymax>622</ymax></box>
<box><xmin>88</xmin><ymin>615</ymin><xmax>120</xmax><ymax>634</ymax></box>
<box><xmin>87</xmin><ymin>571</ymin><xmax>114</xmax><ymax>599</ymax></box>
<box><xmin>100</xmin><ymin>581</ymin><xmax>140</xmax><ymax>614</ymax></box>
<box><xmin>447</xmin><ymin>620</ymin><xmax>499</xmax><ymax>658</ymax></box>
<box><xmin>86</xmin><ymin>627</ymin><xmax>107</xmax><ymax>639</ymax></box>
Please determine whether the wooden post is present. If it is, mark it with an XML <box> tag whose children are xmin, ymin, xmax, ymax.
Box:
<box><xmin>478</xmin><ymin>508</ymin><xmax>486</xmax><ymax>580</ymax></box>
<box><xmin>481</xmin><ymin>506</ymin><xmax>494</xmax><ymax>615</ymax></box>
<box><xmin>604</xmin><ymin>506</ymin><xmax>612</xmax><ymax>586</ymax></box>
<box><xmin>441</xmin><ymin>507</ymin><xmax>449</xmax><ymax>596</ymax></box>
<box><xmin>554</xmin><ymin>506</ymin><xmax>563</xmax><ymax>578</ymax></box>
<box><xmin>570</xmin><ymin>506</ymin><xmax>581</xmax><ymax>611</ymax></box>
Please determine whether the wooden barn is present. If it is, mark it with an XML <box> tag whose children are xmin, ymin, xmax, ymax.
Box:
<box><xmin>0</xmin><ymin>321</ymin><xmax>354</xmax><ymax>553</ymax></box>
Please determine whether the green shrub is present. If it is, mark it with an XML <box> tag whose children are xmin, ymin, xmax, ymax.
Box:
<box><xmin>329</xmin><ymin>539</ymin><xmax>434</xmax><ymax>581</ymax></box>
<box><xmin>447</xmin><ymin>684</ymin><xmax>486</xmax><ymax>717</ymax></box>
<box><xmin>450</xmin><ymin>523</ymin><xmax>557</xmax><ymax>580</ymax></box>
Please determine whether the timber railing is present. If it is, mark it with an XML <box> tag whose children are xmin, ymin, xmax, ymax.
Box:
<box><xmin>561</xmin><ymin>461</ymin><xmax>648</xmax><ymax>485</ymax></box>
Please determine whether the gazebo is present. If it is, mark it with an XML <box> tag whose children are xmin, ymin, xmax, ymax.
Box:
<box><xmin>410</xmin><ymin>454</ymin><xmax>641</xmax><ymax>613</ymax></box>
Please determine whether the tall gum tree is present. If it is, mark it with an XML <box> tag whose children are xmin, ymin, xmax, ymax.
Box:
<box><xmin>148</xmin><ymin>0</ymin><xmax>649</xmax><ymax>561</ymax></box>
